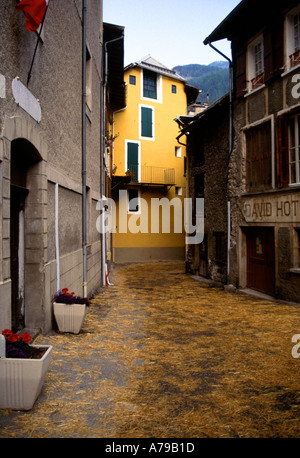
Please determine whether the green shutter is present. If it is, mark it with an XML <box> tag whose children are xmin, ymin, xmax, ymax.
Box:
<box><xmin>127</xmin><ymin>142</ymin><xmax>139</xmax><ymax>181</ymax></box>
<box><xmin>141</xmin><ymin>107</ymin><xmax>153</xmax><ymax>138</ymax></box>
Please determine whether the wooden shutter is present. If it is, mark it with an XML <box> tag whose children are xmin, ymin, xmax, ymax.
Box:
<box><xmin>235</xmin><ymin>45</ymin><xmax>247</xmax><ymax>98</ymax></box>
<box><xmin>264</xmin><ymin>22</ymin><xmax>284</xmax><ymax>83</ymax></box>
<box><xmin>272</xmin><ymin>20</ymin><xmax>284</xmax><ymax>78</ymax></box>
<box><xmin>141</xmin><ymin>107</ymin><xmax>153</xmax><ymax>137</ymax></box>
<box><xmin>264</xmin><ymin>28</ymin><xmax>273</xmax><ymax>83</ymax></box>
<box><xmin>276</xmin><ymin>116</ymin><xmax>289</xmax><ymax>188</ymax></box>
<box><xmin>127</xmin><ymin>142</ymin><xmax>139</xmax><ymax>181</ymax></box>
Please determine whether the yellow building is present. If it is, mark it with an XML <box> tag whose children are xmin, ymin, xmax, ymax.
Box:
<box><xmin>110</xmin><ymin>56</ymin><xmax>199</xmax><ymax>262</ymax></box>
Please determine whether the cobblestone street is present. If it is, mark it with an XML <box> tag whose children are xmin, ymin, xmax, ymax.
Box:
<box><xmin>1</xmin><ymin>262</ymin><xmax>300</xmax><ymax>438</ymax></box>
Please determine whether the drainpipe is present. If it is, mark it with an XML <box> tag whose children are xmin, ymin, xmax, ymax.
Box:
<box><xmin>101</xmin><ymin>32</ymin><xmax>124</xmax><ymax>286</ymax></box>
<box><xmin>207</xmin><ymin>42</ymin><xmax>233</xmax><ymax>280</ymax></box>
<box><xmin>82</xmin><ymin>0</ymin><xmax>87</xmax><ymax>297</ymax></box>
<box><xmin>55</xmin><ymin>183</ymin><xmax>60</xmax><ymax>291</ymax></box>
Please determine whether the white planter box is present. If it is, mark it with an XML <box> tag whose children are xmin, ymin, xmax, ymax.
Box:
<box><xmin>53</xmin><ymin>302</ymin><xmax>86</xmax><ymax>334</ymax></box>
<box><xmin>0</xmin><ymin>345</ymin><xmax>52</xmax><ymax>410</ymax></box>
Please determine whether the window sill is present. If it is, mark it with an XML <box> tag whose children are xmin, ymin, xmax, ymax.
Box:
<box><xmin>289</xmin><ymin>182</ymin><xmax>300</xmax><ymax>188</ymax></box>
<box><xmin>290</xmin><ymin>268</ymin><xmax>300</xmax><ymax>275</ymax></box>
<box><xmin>281</xmin><ymin>63</ymin><xmax>300</xmax><ymax>78</ymax></box>
<box><xmin>244</xmin><ymin>84</ymin><xmax>266</xmax><ymax>98</ymax></box>
<box><xmin>241</xmin><ymin>185</ymin><xmax>300</xmax><ymax>197</ymax></box>
<box><xmin>141</xmin><ymin>96</ymin><xmax>162</xmax><ymax>104</ymax></box>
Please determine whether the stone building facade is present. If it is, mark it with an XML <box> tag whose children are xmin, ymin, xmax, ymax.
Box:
<box><xmin>0</xmin><ymin>1</ymin><xmax>106</xmax><ymax>333</ymax></box>
<box><xmin>176</xmin><ymin>94</ymin><xmax>230</xmax><ymax>283</ymax></box>
<box><xmin>204</xmin><ymin>0</ymin><xmax>300</xmax><ymax>302</ymax></box>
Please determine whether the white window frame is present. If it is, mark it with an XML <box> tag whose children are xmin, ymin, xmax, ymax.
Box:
<box><xmin>247</xmin><ymin>34</ymin><xmax>264</xmax><ymax>93</ymax></box>
<box><xmin>288</xmin><ymin>114</ymin><xmax>300</xmax><ymax>185</ymax></box>
<box><xmin>139</xmin><ymin>104</ymin><xmax>155</xmax><ymax>141</ymax></box>
<box><xmin>285</xmin><ymin>5</ymin><xmax>300</xmax><ymax>72</ymax></box>
<box><xmin>140</xmin><ymin>68</ymin><xmax>163</xmax><ymax>103</ymax></box>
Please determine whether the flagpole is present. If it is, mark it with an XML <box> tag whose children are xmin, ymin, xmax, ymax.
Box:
<box><xmin>27</xmin><ymin>0</ymin><xmax>51</xmax><ymax>87</ymax></box>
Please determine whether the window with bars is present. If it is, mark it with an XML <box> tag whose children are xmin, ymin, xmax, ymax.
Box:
<box><xmin>246</xmin><ymin>121</ymin><xmax>272</xmax><ymax>192</ymax></box>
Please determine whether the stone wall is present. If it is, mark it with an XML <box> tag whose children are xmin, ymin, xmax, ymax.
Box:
<box><xmin>0</xmin><ymin>2</ymin><xmax>104</xmax><ymax>333</ymax></box>
<box><xmin>186</xmin><ymin>96</ymin><xmax>229</xmax><ymax>283</ymax></box>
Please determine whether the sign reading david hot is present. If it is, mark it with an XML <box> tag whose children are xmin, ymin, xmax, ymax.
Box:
<box><xmin>96</xmin><ymin>191</ymin><xmax>204</xmax><ymax>245</ymax></box>
<box><xmin>243</xmin><ymin>195</ymin><xmax>299</xmax><ymax>223</ymax></box>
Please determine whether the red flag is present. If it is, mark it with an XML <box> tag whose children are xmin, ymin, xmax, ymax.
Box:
<box><xmin>16</xmin><ymin>0</ymin><xmax>49</xmax><ymax>32</ymax></box>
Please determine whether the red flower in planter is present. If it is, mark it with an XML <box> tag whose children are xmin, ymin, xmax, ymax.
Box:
<box><xmin>1</xmin><ymin>329</ymin><xmax>33</xmax><ymax>358</ymax></box>
<box><xmin>53</xmin><ymin>288</ymin><xmax>90</xmax><ymax>306</ymax></box>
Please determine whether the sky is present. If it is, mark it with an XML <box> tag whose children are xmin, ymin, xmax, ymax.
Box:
<box><xmin>103</xmin><ymin>0</ymin><xmax>241</xmax><ymax>69</ymax></box>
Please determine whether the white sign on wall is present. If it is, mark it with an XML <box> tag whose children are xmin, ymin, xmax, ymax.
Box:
<box><xmin>243</xmin><ymin>194</ymin><xmax>299</xmax><ymax>223</ymax></box>
<box><xmin>12</xmin><ymin>77</ymin><xmax>41</xmax><ymax>123</ymax></box>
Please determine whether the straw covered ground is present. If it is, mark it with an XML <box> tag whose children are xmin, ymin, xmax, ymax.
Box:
<box><xmin>1</xmin><ymin>262</ymin><xmax>300</xmax><ymax>438</ymax></box>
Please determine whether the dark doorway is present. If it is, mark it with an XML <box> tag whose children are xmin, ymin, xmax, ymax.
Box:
<box><xmin>10</xmin><ymin>185</ymin><xmax>28</xmax><ymax>330</ymax></box>
<box><xmin>246</xmin><ymin>226</ymin><xmax>275</xmax><ymax>296</ymax></box>
<box><xmin>10</xmin><ymin>139</ymin><xmax>40</xmax><ymax>330</ymax></box>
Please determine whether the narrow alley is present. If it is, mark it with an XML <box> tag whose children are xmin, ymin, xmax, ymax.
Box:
<box><xmin>1</xmin><ymin>262</ymin><xmax>300</xmax><ymax>438</ymax></box>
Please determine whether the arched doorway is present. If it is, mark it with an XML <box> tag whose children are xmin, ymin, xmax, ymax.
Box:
<box><xmin>10</xmin><ymin>138</ymin><xmax>42</xmax><ymax>330</ymax></box>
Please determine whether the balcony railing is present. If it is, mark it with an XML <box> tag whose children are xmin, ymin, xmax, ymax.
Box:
<box><xmin>290</xmin><ymin>50</ymin><xmax>300</xmax><ymax>69</ymax></box>
<box><xmin>127</xmin><ymin>164</ymin><xmax>175</xmax><ymax>185</ymax></box>
<box><xmin>251</xmin><ymin>72</ymin><xmax>264</xmax><ymax>90</ymax></box>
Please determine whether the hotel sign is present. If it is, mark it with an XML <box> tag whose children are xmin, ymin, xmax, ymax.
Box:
<box><xmin>243</xmin><ymin>193</ymin><xmax>300</xmax><ymax>223</ymax></box>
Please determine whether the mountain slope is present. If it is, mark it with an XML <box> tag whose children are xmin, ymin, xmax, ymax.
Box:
<box><xmin>173</xmin><ymin>62</ymin><xmax>229</xmax><ymax>104</ymax></box>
